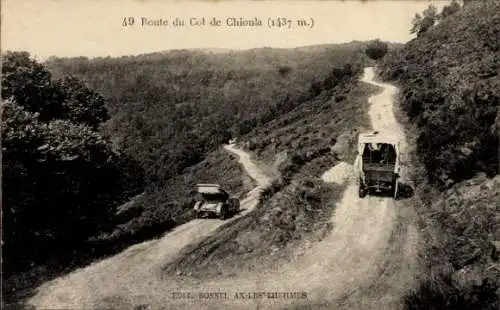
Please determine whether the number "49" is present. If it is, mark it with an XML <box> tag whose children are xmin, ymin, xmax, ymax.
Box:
<box><xmin>122</xmin><ymin>17</ymin><xmax>135</xmax><ymax>27</ymax></box>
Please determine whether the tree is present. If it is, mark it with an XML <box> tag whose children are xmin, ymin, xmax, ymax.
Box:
<box><xmin>365</xmin><ymin>39</ymin><xmax>389</xmax><ymax>60</ymax></box>
<box><xmin>440</xmin><ymin>0</ymin><xmax>461</xmax><ymax>19</ymax></box>
<box><xmin>1</xmin><ymin>51</ymin><xmax>61</xmax><ymax>120</ymax></box>
<box><xmin>423</xmin><ymin>5</ymin><xmax>439</xmax><ymax>21</ymax></box>
<box><xmin>1</xmin><ymin>51</ymin><xmax>109</xmax><ymax>128</ymax></box>
<box><xmin>410</xmin><ymin>5</ymin><xmax>439</xmax><ymax>36</ymax></box>
<box><xmin>55</xmin><ymin>76</ymin><xmax>109</xmax><ymax>129</ymax></box>
<box><xmin>410</xmin><ymin>13</ymin><xmax>423</xmax><ymax>35</ymax></box>
<box><xmin>1</xmin><ymin>52</ymin><xmax>144</xmax><ymax>276</ymax></box>
<box><xmin>462</xmin><ymin>0</ymin><xmax>473</xmax><ymax>6</ymax></box>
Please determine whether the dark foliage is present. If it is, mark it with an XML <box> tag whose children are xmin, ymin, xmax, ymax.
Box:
<box><xmin>379</xmin><ymin>0</ymin><xmax>499</xmax><ymax>188</ymax></box>
<box><xmin>410</xmin><ymin>1</ymin><xmax>462</xmax><ymax>38</ymax></box>
<box><xmin>1</xmin><ymin>52</ymin><xmax>145</xmax><ymax>281</ymax></box>
<box><xmin>44</xmin><ymin>44</ymin><xmax>370</xmax><ymax>186</ymax></box>
<box><xmin>365</xmin><ymin>39</ymin><xmax>388</xmax><ymax>60</ymax></box>
<box><xmin>378</xmin><ymin>1</ymin><xmax>500</xmax><ymax>309</ymax></box>
<box><xmin>410</xmin><ymin>5</ymin><xmax>439</xmax><ymax>36</ymax></box>
<box><xmin>440</xmin><ymin>0</ymin><xmax>461</xmax><ymax>20</ymax></box>
<box><xmin>404</xmin><ymin>175</ymin><xmax>500</xmax><ymax>310</ymax></box>
<box><xmin>2</xmin><ymin>52</ymin><xmax>108</xmax><ymax>129</ymax></box>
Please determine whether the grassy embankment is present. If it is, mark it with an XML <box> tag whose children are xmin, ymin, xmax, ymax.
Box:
<box><xmin>377</xmin><ymin>1</ymin><xmax>499</xmax><ymax>309</ymax></box>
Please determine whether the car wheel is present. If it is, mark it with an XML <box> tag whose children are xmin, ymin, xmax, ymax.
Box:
<box><xmin>219</xmin><ymin>206</ymin><xmax>227</xmax><ymax>220</ymax></box>
<box><xmin>232</xmin><ymin>198</ymin><xmax>240</xmax><ymax>213</ymax></box>
<box><xmin>393</xmin><ymin>180</ymin><xmax>399</xmax><ymax>200</ymax></box>
<box><xmin>358</xmin><ymin>179</ymin><xmax>366</xmax><ymax>198</ymax></box>
<box><xmin>359</xmin><ymin>186</ymin><xmax>365</xmax><ymax>198</ymax></box>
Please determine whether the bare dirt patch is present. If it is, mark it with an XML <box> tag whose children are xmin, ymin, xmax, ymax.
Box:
<box><xmin>321</xmin><ymin>161</ymin><xmax>354</xmax><ymax>185</ymax></box>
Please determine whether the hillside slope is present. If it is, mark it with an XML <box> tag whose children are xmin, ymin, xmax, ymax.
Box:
<box><xmin>378</xmin><ymin>1</ymin><xmax>500</xmax><ymax>309</ymax></box>
<box><xmin>28</xmin><ymin>66</ymin><xmax>420</xmax><ymax>310</ymax></box>
<box><xmin>5</xmin><ymin>44</ymin><xmax>372</xmax><ymax>306</ymax></box>
<box><xmin>378</xmin><ymin>0</ymin><xmax>499</xmax><ymax>187</ymax></box>
<box><xmin>162</xmin><ymin>62</ymin><xmax>375</xmax><ymax>280</ymax></box>
<box><xmin>45</xmin><ymin>43</ymin><xmax>369</xmax><ymax>185</ymax></box>
<box><xmin>43</xmin><ymin>44</ymin><xmax>370</xmax><ymax>260</ymax></box>
<box><xmin>26</xmin><ymin>144</ymin><xmax>275</xmax><ymax>310</ymax></box>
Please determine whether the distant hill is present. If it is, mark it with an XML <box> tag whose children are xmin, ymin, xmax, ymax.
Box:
<box><xmin>44</xmin><ymin>43</ymin><xmax>371</xmax><ymax>185</ymax></box>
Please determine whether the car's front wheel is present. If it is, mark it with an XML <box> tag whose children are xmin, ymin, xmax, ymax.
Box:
<box><xmin>218</xmin><ymin>206</ymin><xmax>227</xmax><ymax>220</ymax></box>
<box><xmin>359</xmin><ymin>179</ymin><xmax>366</xmax><ymax>198</ymax></box>
<box><xmin>393</xmin><ymin>180</ymin><xmax>399</xmax><ymax>200</ymax></box>
<box><xmin>231</xmin><ymin>198</ymin><xmax>240</xmax><ymax>213</ymax></box>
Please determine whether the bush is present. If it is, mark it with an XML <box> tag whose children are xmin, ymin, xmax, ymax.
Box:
<box><xmin>365</xmin><ymin>39</ymin><xmax>388</xmax><ymax>60</ymax></box>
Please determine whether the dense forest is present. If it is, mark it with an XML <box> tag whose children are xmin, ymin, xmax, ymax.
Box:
<box><xmin>45</xmin><ymin>44</ymin><xmax>369</xmax><ymax>184</ymax></box>
<box><xmin>378</xmin><ymin>1</ymin><xmax>499</xmax><ymax>309</ymax></box>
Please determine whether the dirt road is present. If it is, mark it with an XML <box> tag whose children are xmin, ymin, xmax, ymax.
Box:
<box><xmin>28</xmin><ymin>67</ymin><xmax>420</xmax><ymax>310</ymax></box>
<box><xmin>27</xmin><ymin>144</ymin><xmax>273</xmax><ymax>309</ymax></box>
<box><xmin>148</xmin><ymin>67</ymin><xmax>419</xmax><ymax>310</ymax></box>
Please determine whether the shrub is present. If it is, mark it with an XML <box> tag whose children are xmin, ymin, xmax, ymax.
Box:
<box><xmin>365</xmin><ymin>39</ymin><xmax>388</xmax><ymax>60</ymax></box>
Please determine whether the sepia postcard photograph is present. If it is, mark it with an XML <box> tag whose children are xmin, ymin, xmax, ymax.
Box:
<box><xmin>1</xmin><ymin>0</ymin><xmax>499</xmax><ymax>309</ymax></box>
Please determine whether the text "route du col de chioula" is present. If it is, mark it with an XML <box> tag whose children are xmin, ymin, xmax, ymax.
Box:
<box><xmin>140</xmin><ymin>17</ymin><xmax>264</xmax><ymax>27</ymax></box>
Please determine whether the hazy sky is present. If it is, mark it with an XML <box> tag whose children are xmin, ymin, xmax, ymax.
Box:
<box><xmin>2</xmin><ymin>0</ymin><xmax>450</xmax><ymax>60</ymax></box>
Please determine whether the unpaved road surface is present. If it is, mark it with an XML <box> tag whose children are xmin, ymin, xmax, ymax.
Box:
<box><xmin>28</xmin><ymin>67</ymin><xmax>420</xmax><ymax>310</ymax></box>
<box><xmin>27</xmin><ymin>144</ymin><xmax>273</xmax><ymax>309</ymax></box>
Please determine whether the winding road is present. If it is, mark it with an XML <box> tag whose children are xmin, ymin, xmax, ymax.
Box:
<box><xmin>27</xmin><ymin>67</ymin><xmax>420</xmax><ymax>310</ymax></box>
<box><xmin>27</xmin><ymin>144</ymin><xmax>274</xmax><ymax>309</ymax></box>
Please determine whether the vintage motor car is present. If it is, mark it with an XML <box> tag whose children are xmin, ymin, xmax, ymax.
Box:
<box><xmin>193</xmin><ymin>184</ymin><xmax>240</xmax><ymax>219</ymax></box>
<box><xmin>354</xmin><ymin>131</ymin><xmax>401</xmax><ymax>199</ymax></box>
